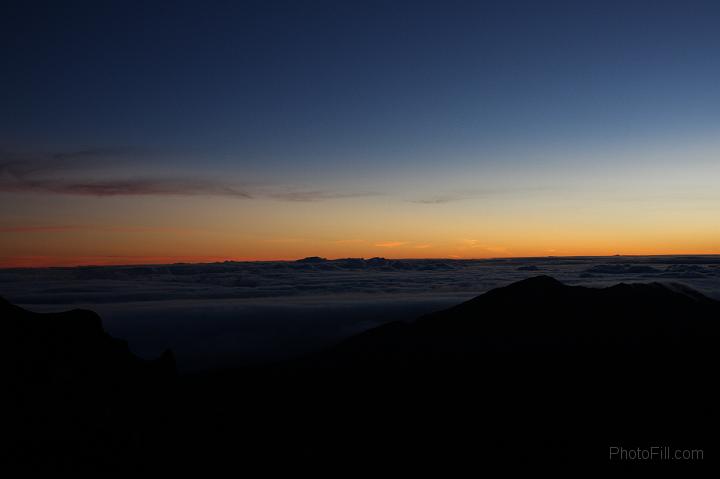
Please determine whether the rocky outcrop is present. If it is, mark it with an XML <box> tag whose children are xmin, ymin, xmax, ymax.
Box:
<box><xmin>2</xmin><ymin>297</ymin><xmax>174</xmax><ymax>471</ymax></box>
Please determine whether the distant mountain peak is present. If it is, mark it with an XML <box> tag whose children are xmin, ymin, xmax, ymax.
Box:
<box><xmin>506</xmin><ymin>275</ymin><xmax>566</xmax><ymax>289</ymax></box>
<box><xmin>475</xmin><ymin>275</ymin><xmax>569</xmax><ymax>303</ymax></box>
<box><xmin>323</xmin><ymin>275</ymin><xmax>720</xmax><ymax>361</ymax></box>
<box><xmin>296</xmin><ymin>256</ymin><xmax>328</xmax><ymax>263</ymax></box>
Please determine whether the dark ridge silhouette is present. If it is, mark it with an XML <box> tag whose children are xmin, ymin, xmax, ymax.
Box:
<box><xmin>2</xmin><ymin>297</ymin><xmax>175</xmax><ymax>381</ymax></box>
<box><xmin>4</xmin><ymin>276</ymin><xmax>719</xmax><ymax>472</ymax></box>
<box><xmin>295</xmin><ymin>256</ymin><xmax>328</xmax><ymax>263</ymax></box>
<box><xmin>2</xmin><ymin>298</ymin><xmax>175</xmax><ymax>471</ymax></box>
<box><xmin>319</xmin><ymin>275</ymin><xmax>719</xmax><ymax>359</ymax></box>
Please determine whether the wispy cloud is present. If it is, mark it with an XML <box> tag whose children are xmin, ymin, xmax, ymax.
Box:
<box><xmin>49</xmin><ymin>148</ymin><xmax>136</xmax><ymax>162</ymax></box>
<box><xmin>0</xmin><ymin>224</ymin><xmax>195</xmax><ymax>234</ymax></box>
<box><xmin>0</xmin><ymin>150</ymin><xmax>371</xmax><ymax>202</ymax></box>
<box><xmin>0</xmin><ymin>254</ymin><xmax>232</xmax><ymax>268</ymax></box>
<box><xmin>461</xmin><ymin>239</ymin><xmax>482</xmax><ymax>247</ymax></box>
<box><xmin>262</xmin><ymin>237</ymin><xmax>307</xmax><ymax>243</ymax></box>
<box><xmin>375</xmin><ymin>241</ymin><xmax>408</xmax><ymax>248</ymax></box>
<box><xmin>409</xmin><ymin>186</ymin><xmax>560</xmax><ymax>205</ymax></box>
<box><xmin>268</xmin><ymin>190</ymin><xmax>377</xmax><ymax>202</ymax></box>
<box><xmin>459</xmin><ymin>239</ymin><xmax>508</xmax><ymax>254</ymax></box>
<box><xmin>0</xmin><ymin>225</ymin><xmax>83</xmax><ymax>233</ymax></box>
<box><xmin>409</xmin><ymin>195</ymin><xmax>466</xmax><ymax>204</ymax></box>
<box><xmin>0</xmin><ymin>161</ymin><xmax>253</xmax><ymax>199</ymax></box>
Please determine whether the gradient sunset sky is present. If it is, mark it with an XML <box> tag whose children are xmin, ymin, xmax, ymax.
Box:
<box><xmin>2</xmin><ymin>0</ymin><xmax>720</xmax><ymax>267</ymax></box>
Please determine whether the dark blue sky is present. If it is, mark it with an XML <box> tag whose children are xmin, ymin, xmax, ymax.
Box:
<box><xmin>4</xmin><ymin>1</ymin><xmax>720</xmax><ymax>170</ymax></box>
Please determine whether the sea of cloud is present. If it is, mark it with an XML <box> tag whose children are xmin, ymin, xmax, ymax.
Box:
<box><xmin>3</xmin><ymin>255</ymin><xmax>720</xmax><ymax>370</ymax></box>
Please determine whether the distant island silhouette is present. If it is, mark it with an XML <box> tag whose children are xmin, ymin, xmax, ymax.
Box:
<box><xmin>4</xmin><ymin>276</ymin><xmax>717</xmax><ymax>472</ymax></box>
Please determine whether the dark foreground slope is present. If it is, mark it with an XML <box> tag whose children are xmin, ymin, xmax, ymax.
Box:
<box><xmin>288</xmin><ymin>276</ymin><xmax>719</xmax><ymax>467</ymax></box>
<box><xmin>325</xmin><ymin>274</ymin><xmax>718</xmax><ymax>357</ymax></box>
<box><xmin>4</xmin><ymin>276</ymin><xmax>720</xmax><ymax>472</ymax></box>
<box><xmin>1</xmin><ymin>297</ymin><xmax>175</xmax><ymax>470</ymax></box>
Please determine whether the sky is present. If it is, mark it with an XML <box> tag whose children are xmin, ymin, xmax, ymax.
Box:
<box><xmin>2</xmin><ymin>0</ymin><xmax>720</xmax><ymax>267</ymax></box>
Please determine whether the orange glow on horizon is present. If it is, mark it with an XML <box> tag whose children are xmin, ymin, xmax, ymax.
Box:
<box><xmin>2</xmin><ymin>189</ymin><xmax>719</xmax><ymax>268</ymax></box>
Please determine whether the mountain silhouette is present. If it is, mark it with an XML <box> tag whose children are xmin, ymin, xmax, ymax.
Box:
<box><xmin>2</xmin><ymin>297</ymin><xmax>175</xmax><ymax>383</ymax></box>
<box><xmin>2</xmin><ymin>297</ymin><xmax>175</xmax><ymax>471</ymax></box>
<box><xmin>274</xmin><ymin>276</ymin><xmax>719</xmax><ymax>470</ymax></box>
<box><xmin>4</xmin><ymin>276</ymin><xmax>718</xmax><ymax>472</ymax></box>
<box><xmin>321</xmin><ymin>275</ymin><xmax>719</xmax><ymax>359</ymax></box>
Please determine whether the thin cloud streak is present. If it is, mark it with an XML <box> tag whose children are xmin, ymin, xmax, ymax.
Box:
<box><xmin>0</xmin><ymin>225</ymin><xmax>197</xmax><ymax>234</ymax></box>
<box><xmin>409</xmin><ymin>196</ymin><xmax>465</xmax><ymax>204</ymax></box>
<box><xmin>375</xmin><ymin>241</ymin><xmax>408</xmax><ymax>248</ymax></box>
<box><xmin>0</xmin><ymin>161</ymin><xmax>253</xmax><ymax>198</ymax></box>
<box><xmin>268</xmin><ymin>190</ymin><xmax>378</xmax><ymax>202</ymax></box>
<box><xmin>0</xmin><ymin>225</ymin><xmax>83</xmax><ymax>233</ymax></box>
<box><xmin>408</xmin><ymin>186</ymin><xmax>562</xmax><ymax>204</ymax></box>
<box><xmin>31</xmin><ymin>178</ymin><xmax>253</xmax><ymax>198</ymax></box>
<box><xmin>0</xmin><ymin>152</ymin><xmax>372</xmax><ymax>202</ymax></box>
<box><xmin>0</xmin><ymin>254</ymin><xmax>233</xmax><ymax>268</ymax></box>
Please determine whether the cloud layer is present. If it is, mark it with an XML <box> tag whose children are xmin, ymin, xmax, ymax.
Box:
<box><xmin>5</xmin><ymin>255</ymin><xmax>720</xmax><ymax>305</ymax></box>
<box><xmin>4</xmin><ymin>255</ymin><xmax>720</xmax><ymax>371</ymax></box>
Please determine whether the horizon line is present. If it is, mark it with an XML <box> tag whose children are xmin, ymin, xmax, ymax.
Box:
<box><xmin>2</xmin><ymin>252</ymin><xmax>720</xmax><ymax>270</ymax></box>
